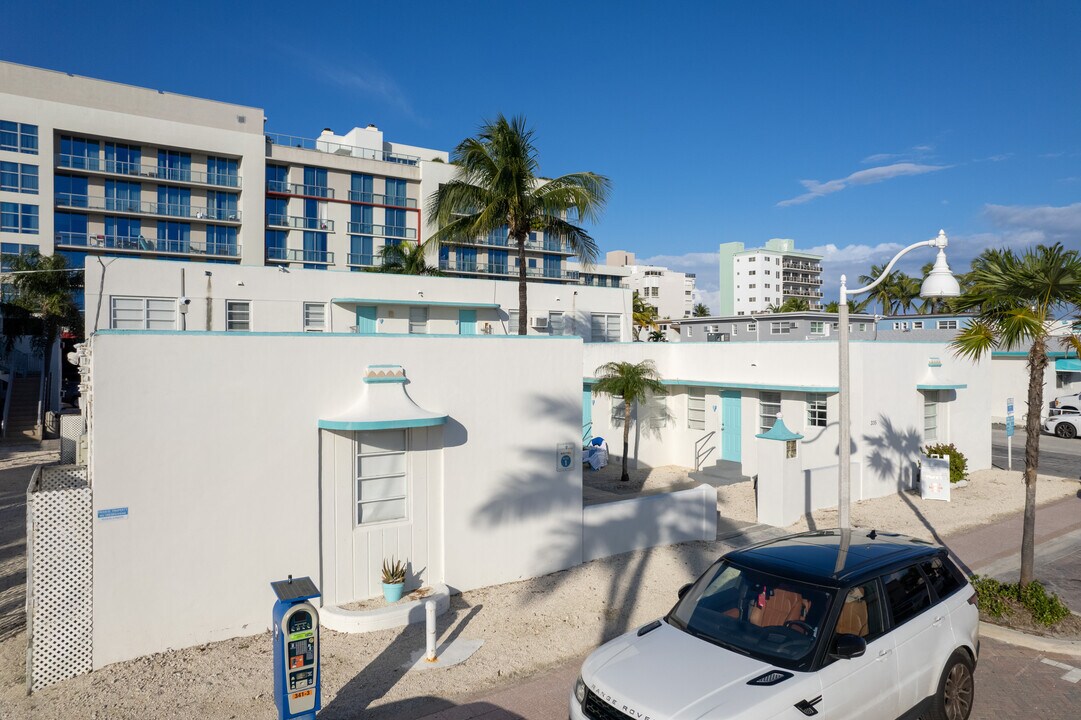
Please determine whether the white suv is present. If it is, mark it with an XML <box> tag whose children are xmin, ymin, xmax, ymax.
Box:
<box><xmin>571</xmin><ymin>529</ymin><xmax>979</xmax><ymax>720</ymax></box>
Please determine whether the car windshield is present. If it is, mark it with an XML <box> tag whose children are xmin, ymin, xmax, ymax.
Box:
<box><xmin>667</xmin><ymin>560</ymin><xmax>834</xmax><ymax>670</ymax></box>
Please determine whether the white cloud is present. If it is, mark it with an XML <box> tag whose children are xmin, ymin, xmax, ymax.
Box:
<box><xmin>984</xmin><ymin>202</ymin><xmax>1081</xmax><ymax>238</ymax></box>
<box><xmin>777</xmin><ymin>163</ymin><xmax>950</xmax><ymax>207</ymax></box>
<box><xmin>295</xmin><ymin>54</ymin><xmax>424</xmax><ymax>125</ymax></box>
<box><xmin>860</xmin><ymin>144</ymin><xmax>935</xmax><ymax>165</ymax></box>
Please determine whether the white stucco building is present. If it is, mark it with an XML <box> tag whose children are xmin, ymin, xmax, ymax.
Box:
<box><xmin>718</xmin><ymin>238</ymin><xmax>823</xmax><ymax>316</ymax></box>
<box><xmin>605</xmin><ymin>250</ymin><xmax>697</xmax><ymax>322</ymax></box>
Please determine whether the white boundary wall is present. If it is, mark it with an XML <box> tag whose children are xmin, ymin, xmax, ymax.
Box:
<box><xmin>583</xmin><ymin>485</ymin><xmax>717</xmax><ymax>562</ymax></box>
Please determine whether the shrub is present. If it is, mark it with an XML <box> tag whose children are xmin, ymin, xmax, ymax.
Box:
<box><xmin>970</xmin><ymin>574</ymin><xmax>1071</xmax><ymax>626</ymax></box>
<box><xmin>922</xmin><ymin>443</ymin><xmax>968</xmax><ymax>484</ymax></box>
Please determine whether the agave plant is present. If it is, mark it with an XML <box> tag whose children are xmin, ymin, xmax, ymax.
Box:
<box><xmin>381</xmin><ymin>557</ymin><xmax>406</xmax><ymax>585</ymax></box>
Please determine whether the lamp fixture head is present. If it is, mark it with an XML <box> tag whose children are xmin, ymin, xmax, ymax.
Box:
<box><xmin>919</xmin><ymin>247</ymin><xmax>961</xmax><ymax>299</ymax></box>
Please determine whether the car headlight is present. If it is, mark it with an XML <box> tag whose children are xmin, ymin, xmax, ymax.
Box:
<box><xmin>574</xmin><ymin>674</ymin><xmax>586</xmax><ymax>704</ymax></box>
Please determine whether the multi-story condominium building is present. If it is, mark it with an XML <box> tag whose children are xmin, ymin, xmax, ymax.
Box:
<box><xmin>718</xmin><ymin>238</ymin><xmax>823</xmax><ymax>315</ymax></box>
<box><xmin>678</xmin><ymin>311</ymin><xmax>876</xmax><ymax>342</ymax></box>
<box><xmin>605</xmin><ymin>250</ymin><xmax>697</xmax><ymax>320</ymax></box>
<box><xmin>0</xmin><ymin>61</ymin><xmax>588</xmax><ymax>286</ymax></box>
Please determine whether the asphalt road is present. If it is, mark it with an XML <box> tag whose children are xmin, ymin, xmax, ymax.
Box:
<box><xmin>992</xmin><ymin>427</ymin><xmax>1081</xmax><ymax>479</ymax></box>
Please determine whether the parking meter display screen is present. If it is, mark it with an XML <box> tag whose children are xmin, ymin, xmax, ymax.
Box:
<box><xmin>289</xmin><ymin>638</ymin><xmax>314</xmax><ymax>668</ymax></box>
<box><xmin>289</xmin><ymin>668</ymin><xmax>314</xmax><ymax>690</ymax></box>
<box><xmin>289</xmin><ymin>611</ymin><xmax>312</xmax><ymax>633</ymax></box>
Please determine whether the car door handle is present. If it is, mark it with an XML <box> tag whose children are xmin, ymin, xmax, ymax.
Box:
<box><xmin>876</xmin><ymin>649</ymin><xmax>892</xmax><ymax>661</ymax></box>
<box><xmin>932</xmin><ymin>616</ymin><xmax>944</xmax><ymax>627</ymax></box>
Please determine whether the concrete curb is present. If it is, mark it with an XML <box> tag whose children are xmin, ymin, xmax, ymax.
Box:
<box><xmin>320</xmin><ymin>583</ymin><xmax>450</xmax><ymax>633</ymax></box>
<box><xmin>980</xmin><ymin>620</ymin><xmax>1081</xmax><ymax>657</ymax></box>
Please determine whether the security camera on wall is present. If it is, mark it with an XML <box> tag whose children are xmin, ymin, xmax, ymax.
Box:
<box><xmin>179</xmin><ymin>296</ymin><xmax>191</xmax><ymax>313</ymax></box>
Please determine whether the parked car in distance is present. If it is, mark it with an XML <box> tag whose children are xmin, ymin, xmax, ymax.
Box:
<box><xmin>1044</xmin><ymin>410</ymin><xmax>1080</xmax><ymax>439</ymax></box>
<box><xmin>571</xmin><ymin>529</ymin><xmax>979</xmax><ymax>720</ymax></box>
<box><xmin>1049</xmin><ymin>392</ymin><xmax>1081</xmax><ymax>414</ymax></box>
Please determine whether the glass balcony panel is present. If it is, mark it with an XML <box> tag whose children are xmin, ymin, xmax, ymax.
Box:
<box><xmin>56</xmin><ymin>154</ymin><xmax>242</xmax><ymax>187</ymax></box>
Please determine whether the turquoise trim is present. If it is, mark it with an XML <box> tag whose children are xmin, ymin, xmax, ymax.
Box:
<box><xmin>363</xmin><ymin>377</ymin><xmax>406</xmax><ymax>384</ymax></box>
<box><xmin>583</xmin><ymin>377</ymin><xmax>839</xmax><ymax>393</ymax></box>
<box><xmin>318</xmin><ymin>416</ymin><xmax>448</xmax><ymax>431</ymax></box>
<box><xmin>368</xmin><ymin>364</ymin><xmax>402</xmax><ymax>368</ymax></box>
<box><xmin>95</xmin><ymin>330</ymin><xmax>579</xmax><ymax>340</ymax></box>
<box><xmin>916</xmin><ymin>384</ymin><xmax>967</xmax><ymax>390</ymax></box>
<box><xmin>331</xmin><ymin>298</ymin><xmax>501</xmax><ymax>309</ymax></box>
<box><xmin>992</xmin><ymin>350</ymin><xmax>1073</xmax><ymax>358</ymax></box>
<box><xmin>1056</xmin><ymin>358</ymin><xmax>1081</xmax><ymax>372</ymax></box>
<box><xmin>755</xmin><ymin>417</ymin><xmax>804</xmax><ymax>441</ymax></box>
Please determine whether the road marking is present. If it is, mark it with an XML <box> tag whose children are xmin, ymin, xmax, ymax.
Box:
<box><xmin>1041</xmin><ymin>658</ymin><xmax>1081</xmax><ymax>683</ymax></box>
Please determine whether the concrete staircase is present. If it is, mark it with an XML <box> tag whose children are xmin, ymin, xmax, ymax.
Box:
<box><xmin>690</xmin><ymin>459</ymin><xmax>752</xmax><ymax>487</ymax></box>
<box><xmin>3</xmin><ymin>374</ymin><xmax>41</xmax><ymax>442</ymax></box>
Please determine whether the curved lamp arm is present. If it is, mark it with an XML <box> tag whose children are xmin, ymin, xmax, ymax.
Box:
<box><xmin>840</xmin><ymin>230</ymin><xmax>949</xmax><ymax>304</ymax></box>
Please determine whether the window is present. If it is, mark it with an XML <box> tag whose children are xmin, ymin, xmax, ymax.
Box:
<box><xmin>206</xmin><ymin>156</ymin><xmax>239</xmax><ymax>187</ymax></box>
<box><xmin>590</xmin><ymin>313</ymin><xmax>621</xmax><ymax>342</ymax></box>
<box><xmin>109</xmin><ymin>296</ymin><xmax>176</xmax><ymax>330</ymax></box>
<box><xmin>156</xmin><ymin>185</ymin><xmax>189</xmax><ymax>216</ymax></box>
<box><xmin>548</xmin><ymin>311</ymin><xmax>565</xmax><ymax>336</ymax></box>
<box><xmin>386</xmin><ymin>208</ymin><xmax>407</xmax><ymax>237</ymax></box>
<box><xmin>937</xmin><ymin>319</ymin><xmax>958</xmax><ymax>330</ymax></box>
<box><xmin>687</xmin><ymin>388</ymin><xmax>706</xmax><ymax>430</ymax></box>
<box><xmin>385</xmin><ymin>177</ymin><xmax>407</xmax><ymax>205</ymax></box>
<box><xmin>828</xmin><ymin>582</ymin><xmax>886</xmax><ymax>649</ymax></box>
<box><xmin>748</xmin><ymin>270</ymin><xmax>756</xmax><ymax>276</ymax></box>
<box><xmin>920</xmin><ymin>556</ymin><xmax>963</xmax><ymax>601</ymax></box>
<box><xmin>807</xmin><ymin>393</ymin><xmax>827</xmax><ymax>427</ymax></box>
<box><xmin>912</xmin><ymin>321</ymin><xmax>924</xmax><ymax>330</ymax></box>
<box><xmin>1</xmin><ymin>121</ymin><xmax>38</xmax><ymax>154</ymax></box>
<box><xmin>302</xmin><ymin>166</ymin><xmax>329</xmax><ymax>197</ymax></box>
<box><xmin>226</xmin><ymin>300</ymin><xmax>251</xmax><ymax>331</ymax></box>
<box><xmin>0</xmin><ymin>203</ymin><xmax>37</xmax><ymax>233</ymax></box>
<box><xmin>266</xmin><ymin>229</ymin><xmax>287</xmax><ymax>261</ymax></box>
<box><xmin>747</xmin><ymin>322</ymin><xmax>757</xmax><ymax>332</ymax></box>
<box><xmin>810</xmin><ymin>321</ymin><xmax>825</xmax><ymax>335</ymax></box>
<box><xmin>882</xmin><ymin>565</ymin><xmax>932</xmax><ymax>625</ymax></box>
<box><xmin>303</xmin><ymin>302</ymin><xmax>326</xmax><ymax>331</ymax></box>
<box><xmin>157</xmin><ymin>221</ymin><xmax>190</xmax><ymax>253</ymax></box>
<box><xmin>267</xmin><ymin>164</ymin><xmax>289</xmax><ymax>193</ymax></box>
<box><xmin>764</xmin><ymin>283</ymin><xmax>770</xmax><ymax>288</ymax></box>
<box><xmin>748</xmin><ymin>283</ymin><xmax>756</xmax><ymax>289</ymax></box>
<box><xmin>409</xmin><ymin>306</ymin><xmax>428</xmax><ymax>334</ymax></box>
<box><xmin>206</xmin><ymin>225</ymin><xmax>238</xmax><ymax>255</ymax></box>
<box><xmin>508</xmin><ymin>309</ymin><xmax>519</xmax><ymax>332</ymax></box>
<box><xmin>857</xmin><ymin>323</ymin><xmax>868</xmax><ymax>332</ymax></box>
<box><xmin>923</xmin><ymin>390</ymin><xmax>939</xmax><ymax>441</ymax></box>
<box><xmin>0</xmin><ymin>163</ymin><xmax>36</xmax><ymax>194</ymax></box>
<box><xmin>610</xmin><ymin>395</ymin><xmax>625</xmax><ymax>423</ymax></box>
<box><xmin>355</xmin><ymin>430</ymin><xmax>408</xmax><ymax>525</ymax></box>
<box><xmin>647</xmin><ymin>392</ymin><xmax>668</xmax><ymax>429</ymax></box>
<box><xmin>770</xmin><ymin>321</ymin><xmax>794</xmax><ymax>334</ymax></box>
<box><xmin>105</xmin><ymin>142</ymin><xmax>141</xmax><ymax>175</ymax></box>
<box><xmin>759</xmin><ymin>392</ymin><xmax>781</xmax><ymax>432</ymax></box>
<box><xmin>158</xmin><ymin>150</ymin><xmax>191</xmax><ymax>182</ymax></box>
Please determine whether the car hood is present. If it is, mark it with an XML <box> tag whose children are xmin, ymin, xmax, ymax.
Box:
<box><xmin>583</xmin><ymin>621</ymin><xmax>815</xmax><ymax>720</ymax></box>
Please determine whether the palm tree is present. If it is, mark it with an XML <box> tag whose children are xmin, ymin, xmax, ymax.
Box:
<box><xmin>826</xmin><ymin>297</ymin><xmax>871</xmax><ymax>314</ymax></box>
<box><xmin>891</xmin><ymin>273</ymin><xmax>922</xmax><ymax>314</ymax></box>
<box><xmin>593</xmin><ymin>360</ymin><xmax>666</xmax><ymax>482</ymax></box>
<box><xmin>950</xmin><ymin>243</ymin><xmax>1081</xmax><ymax>587</ymax></box>
<box><xmin>369</xmin><ymin>240</ymin><xmax>442</xmax><ymax>275</ymax></box>
<box><xmin>1</xmin><ymin>251</ymin><xmax>83</xmax><ymax>415</ymax></box>
<box><xmin>767</xmin><ymin>297</ymin><xmax>811</xmax><ymax>313</ymax></box>
<box><xmin>647</xmin><ymin>329</ymin><xmax>667</xmax><ymax>342</ymax></box>
<box><xmin>428</xmin><ymin>115</ymin><xmax>610</xmax><ymax>334</ymax></box>
<box><xmin>859</xmin><ymin>264</ymin><xmax>899</xmax><ymax>314</ymax></box>
<box><xmin>632</xmin><ymin>291</ymin><xmax>659</xmax><ymax>341</ymax></box>
<box><xmin>692</xmin><ymin>303</ymin><xmax>710</xmax><ymax>317</ymax></box>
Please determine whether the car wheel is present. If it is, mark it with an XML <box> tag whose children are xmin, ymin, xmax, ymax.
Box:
<box><xmin>1055</xmin><ymin>422</ymin><xmax>1077</xmax><ymax>439</ymax></box>
<box><xmin>927</xmin><ymin>650</ymin><xmax>975</xmax><ymax>720</ymax></box>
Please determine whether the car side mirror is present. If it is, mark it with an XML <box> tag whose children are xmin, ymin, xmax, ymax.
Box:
<box><xmin>677</xmin><ymin>583</ymin><xmax>692</xmax><ymax>599</ymax></box>
<box><xmin>831</xmin><ymin>633</ymin><xmax>867</xmax><ymax>660</ymax></box>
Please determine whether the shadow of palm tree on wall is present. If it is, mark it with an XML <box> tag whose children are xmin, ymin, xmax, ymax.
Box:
<box><xmin>862</xmin><ymin>414</ymin><xmax>923</xmax><ymax>493</ymax></box>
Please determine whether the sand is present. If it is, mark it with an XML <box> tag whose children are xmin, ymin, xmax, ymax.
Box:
<box><xmin>1</xmin><ymin>448</ymin><xmax>1077</xmax><ymax>719</ymax></box>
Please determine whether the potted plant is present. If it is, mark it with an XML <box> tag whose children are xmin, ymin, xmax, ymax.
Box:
<box><xmin>381</xmin><ymin>557</ymin><xmax>406</xmax><ymax>602</ymax></box>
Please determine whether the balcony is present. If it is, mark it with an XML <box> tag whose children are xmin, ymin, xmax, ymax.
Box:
<box><xmin>55</xmin><ymin>232</ymin><xmax>240</xmax><ymax>258</ymax></box>
<box><xmin>347</xmin><ymin>190</ymin><xmax>417</xmax><ymax>209</ymax></box>
<box><xmin>265</xmin><ymin>132</ymin><xmax>420</xmax><ymax>166</ymax></box>
<box><xmin>266</xmin><ymin>214</ymin><xmax>334</xmax><ymax>231</ymax></box>
<box><xmin>439</xmin><ymin>260</ymin><xmax>580</xmax><ymax>281</ymax></box>
<box><xmin>782</xmin><ymin>260</ymin><xmax>822</xmax><ymax>272</ymax></box>
<box><xmin>55</xmin><ymin>194</ymin><xmax>241</xmax><ymax>223</ymax></box>
<box><xmin>56</xmin><ymin>154</ymin><xmax>242</xmax><ymax>189</ymax></box>
<box><xmin>347</xmin><ymin>253</ymin><xmax>376</xmax><ymax>268</ymax></box>
<box><xmin>346</xmin><ymin>222</ymin><xmax>416</xmax><ymax>239</ymax></box>
<box><xmin>782</xmin><ymin>287</ymin><xmax>824</xmax><ymax>298</ymax></box>
<box><xmin>781</xmin><ymin>272</ymin><xmax>823</xmax><ymax>285</ymax></box>
<box><xmin>265</xmin><ymin>181</ymin><xmax>334</xmax><ymax>199</ymax></box>
<box><xmin>265</xmin><ymin>247</ymin><xmax>335</xmax><ymax>264</ymax></box>
<box><xmin>439</xmin><ymin>235</ymin><xmax>574</xmax><ymax>255</ymax></box>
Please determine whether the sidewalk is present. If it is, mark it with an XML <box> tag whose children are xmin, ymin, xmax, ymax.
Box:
<box><xmin>417</xmin><ymin>494</ymin><xmax>1081</xmax><ymax>720</ymax></box>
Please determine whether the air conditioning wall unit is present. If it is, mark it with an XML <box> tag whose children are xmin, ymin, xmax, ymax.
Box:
<box><xmin>532</xmin><ymin>316</ymin><xmax>549</xmax><ymax>329</ymax></box>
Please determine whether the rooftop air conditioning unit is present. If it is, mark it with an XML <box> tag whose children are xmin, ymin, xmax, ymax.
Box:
<box><xmin>533</xmin><ymin>316</ymin><xmax>549</xmax><ymax>329</ymax></box>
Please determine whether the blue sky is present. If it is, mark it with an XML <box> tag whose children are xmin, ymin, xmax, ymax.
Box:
<box><xmin>6</xmin><ymin>1</ymin><xmax>1080</xmax><ymax>310</ymax></box>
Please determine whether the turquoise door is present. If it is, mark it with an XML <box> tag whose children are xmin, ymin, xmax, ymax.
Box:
<box><xmin>459</xmin><ymin>309</ymin><xmax>476</xmax><ymax>335</ymax></box>
<box><xmin>355</xmin><ymin>306</ymin><xmax>376</xmax><ymax>334</ymax></box>
<box><xmin>583</xmin><ymin>387</ymin><xmax>593</xmax><ymax>441</ymax></box>
<box><xmin>721</xmin><ymin>390</ymin><xmax>742</xmax><ymax>461</ymax></box>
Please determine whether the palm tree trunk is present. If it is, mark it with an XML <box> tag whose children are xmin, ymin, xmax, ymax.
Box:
<box><xmin>1020</xmin><ymin>337</ymin><xmax>1047</xmax><ymax>587</ymax></box>
<box><xmin>515</xmin><ymin>232</ymin><xmax>528</xmax><ymax>335</ymax></box>
<box><xmin>621</xmin><ymin>400</ymin><xmax>631</xmax><ymax>482</ymax></box>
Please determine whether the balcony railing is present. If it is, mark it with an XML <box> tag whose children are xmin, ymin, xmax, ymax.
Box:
<box><xmin>265</xmin><ymin>181</ymin><xmax>334</xmax><ymax>198</ymax></box>
<box><xmin>782</xmin><ymin>260</ymin><xmax>822</xmax><ymax>272</ymax></box>
<box><xmin>347</xmin><ymin>253</ymin><xmax>376</xmax><ymax>267</ymax></box>
<box><xmin>54</xmin><ymin>194</ymin><xmax>241</xmax><ymax>222</ymax></box>
<box><xmin>346</xmin><ymin>222</ymin><xmax>416</xmax><ymax>239</ymax></box>
<box><xmin>56</xmin><ymin>154</ymin><xmax>242</xmax><ymax>188</ymax></box>
<box><xmin>439</xmin><ymin>260</ymin><xmax>580</xmax><ymax>281</ymax></box>
<box><xmin>265</xmin><ymin>247</ymin><xmax>335</xmax><ymax>264</ymax></box>
<box><xmin>347</xmin><ymin>190</ymin><xmax>417</xmax><ymax>208</ymax></box>
<box><xmin>782</xmin><ymin>287</ymin><xmax>824</xmax><ymax>298</ymax></box>
<box><xmin>440</xmin><ymin>235</ymin><xmax>574</xmax><ymax>254</ymax></box>
<box><xmin>55</xmin><ymin>232</ymin><xmax>240</xmax><ymax>257</ymax></box>
<box><xmin>266</xmin><ymin>214</ymin><xmax>334</xmax><ymax>231</ymax></box>
<box><xmin>265</xmin><ymin>132</ymin><xmax>420</xmax><ymax>166</ymax></box>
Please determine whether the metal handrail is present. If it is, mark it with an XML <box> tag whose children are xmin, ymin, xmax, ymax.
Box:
<box><xmin>265</xmin><ymin>132</ymin><xmax>421</xmax><ymax>166</ymax></box>
<box><xmin>54</xmin><ymin>194</ymin><xmax>241</xmax><ymax>222</ymax></box>
<box><xmin>1</xmin><ymin>371</ymin><xmax>12</xmax><ymax>438</ymax></box>
<box><xmin>55</xmin><ymin>154</ymin><xmax>242</xmax><ymax>187</ymax></box>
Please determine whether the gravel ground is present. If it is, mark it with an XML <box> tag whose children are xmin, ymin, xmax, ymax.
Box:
<box><xmin>1</xmin><ymin>448</ymin><xmax>1078</xmax><ymax>719</ymax></box>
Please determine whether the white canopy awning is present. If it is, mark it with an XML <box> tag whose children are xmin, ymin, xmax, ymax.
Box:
<box><xmin>317</xmin><ymin>365</ymin><xmax>447</xmax><ymax>431</ymax></box>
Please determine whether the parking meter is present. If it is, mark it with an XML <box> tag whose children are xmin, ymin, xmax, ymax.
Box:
<box><xmin>271</xmin><ymin>576</ymin><xmax>321</xmax><ymax>720</ymax></box>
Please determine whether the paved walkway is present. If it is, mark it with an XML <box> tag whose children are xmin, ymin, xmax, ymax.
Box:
<box><xmin>413</xmin><ymin>496</ymin><xmax>1081</xmax><ymax>719</ymax></box>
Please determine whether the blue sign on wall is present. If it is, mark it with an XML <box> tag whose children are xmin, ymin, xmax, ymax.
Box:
<box><xmin>97</xmin><ymin>507</ymin><xmax>129</xmax><ymax>520</ymax></box>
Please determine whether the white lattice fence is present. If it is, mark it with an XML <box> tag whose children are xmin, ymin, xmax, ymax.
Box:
<box><xmin>59</xmin><ymin>414</ymin><xmax>86</xmax><ymax>465</ymax></box>
<box><xmin>27</xmin><ymin>465</ymin><xmax>93</xmax><ymax>692</ymax></box>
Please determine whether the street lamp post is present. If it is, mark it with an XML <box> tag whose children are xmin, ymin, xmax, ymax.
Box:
<box><xmin>837</xmin><ymin>229</ymin><xmax>961</xmax><ymax>529</ymax></box>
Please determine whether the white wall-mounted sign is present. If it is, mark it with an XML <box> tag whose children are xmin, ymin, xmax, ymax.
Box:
<box><xmin>557</xmin><ymin>443</ymin><xmax>574</xmax><ymax>472</ymax></box>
